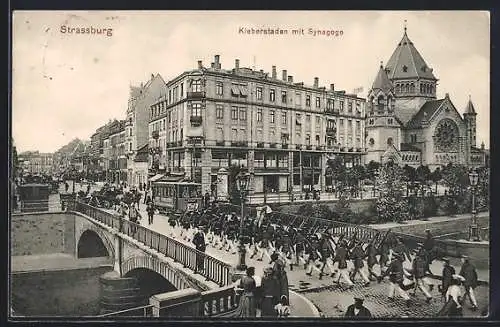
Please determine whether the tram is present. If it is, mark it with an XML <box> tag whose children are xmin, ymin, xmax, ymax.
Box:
<box><xmin>151</xmin><ymin>181</ymin><xmax>202</xmax><ymax>214</ymax></box>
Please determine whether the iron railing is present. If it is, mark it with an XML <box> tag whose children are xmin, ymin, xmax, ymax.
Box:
<box><xmin>72</xmin><ymin>201</ymin><xmax>232</xmax><ymax>287</ymax></box>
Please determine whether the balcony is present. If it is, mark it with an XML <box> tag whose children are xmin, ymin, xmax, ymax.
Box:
<box><xmin>257</xmin><ymin>142</ymin><xmax>264</xmax><ymax>148</ymax></box>
<box><xmin>326</xmin><ymin>127</ymin><xmax>336</xmax><ymax>136</ymax></box>
<box><xmin>306</xmin><ymin>145</ymin><xmax>313</xmax><ymax>150</ymax></box>
<box><xmin>231</xmin><ymin>141</ymin><xmax>248</xmax><ymax>147</ymax></box>
<box><xmin>215</xmin><ymin>141</ymin><xmax>225</xmax><ymax>146</ymax></box>
<box><xmin>296</xmin><ymin>145</ymin><xmax>302</xmax><ymax>150</ymax></box>
<box><xmin>190</xmin><ymin>115</ymin><xmax>203</xmax><ymax>127</ymax></box>
<box><xmin>269</xmin><ymin>143</ymin><xmax>277</xmax><ymax>148</ymax></box>
<box><xmin>316</xmin><ymin>145</ymin><xmax>324</xmax><ymax>151</ymax></box>
<box><xmin>325</xmin><ymin>108</ymin><xmax>339</xmax><ymax>114</ymax></box>
<box><xmin>152</xmin><ymin>130</ymin><xmax>159</xmax><ymax>139</ymax></box>
<box><xmin>281</xmin><ymin>144</ymin><xmax>288</xmax><ymax>149</ymax></box>
<box><xmin>348</xmin><ymin>147</ymin><xmax>354</xmax><ymax>152</ymax></box>
<box><xmin>186</xmin><ymin>91</ymin><xmax>206</xmax><ymax>99</ymax></box>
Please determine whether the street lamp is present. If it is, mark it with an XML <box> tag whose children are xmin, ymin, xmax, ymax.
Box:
<box><xmin>468</xmin><ymin>170</ymin><xmax>480</xmax><ymax>241</ymax></box>
<box><xmin>236</xmin><ymin>168</ymin><xmax>251</xmax><ymax>271</ymax></box>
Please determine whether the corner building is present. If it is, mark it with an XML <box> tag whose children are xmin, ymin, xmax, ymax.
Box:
<box><xmin>149</xmin><ymin>55</ymin><xmax>365</xmax><ymax>202</ymax></box>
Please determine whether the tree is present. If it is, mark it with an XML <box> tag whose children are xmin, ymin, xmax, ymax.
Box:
<box><xmin>441</xmin><ymin>163</ymin><xmax>469</xmax><ymax>195</ymax></box>
<box><xmin>327</xmin><ymin>156</ymin><xmax>347</xmax><ymax>191</ymax></box>
<box><xmin>366</xmin><ymin>160</ymin><xmax>381</xmax><ymax>181</ymax></box>
<box><xmin>375</xmin><ymin>161</ymin><xmax>410</xmax><ymax>223</ymax></box>
<box><xmin>415</xmin><ymin>165</ymin><xmax>431</xmax><ymax>196</ymax></box>
<box><xmin>403</xmin><ymin>165</ymin><xmax>417</xmax><ymax>195</ymax></box>
<box><xmin>430</xmin><ymin>167</ymin><xmax>442</xmax><ymax>194</ymax></box>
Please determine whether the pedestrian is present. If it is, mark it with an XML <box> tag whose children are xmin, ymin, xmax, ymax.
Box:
<box><xmin>274</xmin><ymin>295</ymin><xmax>290</xmax><ymax>318</ymax></box>
<box><xmin>365</xmin><ymin>240</ymin><xmax>380</xmax><ymax>281</ymax></box>
<box><xmin>379</xmin><ymin>253</ymin><xmax>411</xmax><ymax>307</ymax></box>
<box><xmin>458</xmin><ymin>255</ymin><xmax>479</xmax><ymax>311</ymax></box>
<box><xmin>437</xmin><ymin>274</ymin><xmax>465</xmax><ymax>317</ymax></box>
<box><xmin>270</xmin><ymin>252</ymin><xmax>289</xmax><ymax>302</ymax></box>
<box><xmin>146</xmin><ymin>202</ymin><xmax>155</xmax><ymax>225</ymax></box>
<box><xmin>344</xmin><ymin>296</ymin><xmax>372</xmax><ymax>319</ymax></box>
<box><xmin>234</xmin><ymin>266</ymin><xmax>257</xmax><ymax>318</ymax></box>
<box><xmin>439</xmin><ymin>257</ymin><xmax>455</xmax><ymax>299</ymax></box>
<box><xmin>128</xmin><ymin>203</ymin><xmax>141</xmax><ymax>235</ymax></box>
<box><xmin>192</xmin><ymin>226</ymin><xmax>207</xmax><ymax>271</ymax></box>
<box><xmin>260</xmin><ymin>267</ymin><xmax>279</xmax><ymax>317</ymax></box>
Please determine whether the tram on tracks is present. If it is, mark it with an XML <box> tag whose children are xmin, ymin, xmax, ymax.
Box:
<box><xmin>151</xmin><ymin>181</ymin><xmax>202</xmax><ymax>214</ymax></box>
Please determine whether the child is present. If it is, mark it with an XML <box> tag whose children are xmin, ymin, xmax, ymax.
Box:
<box><xmin>275</xmin><ymin>295</ymin><xmax>290</xmax><ymax>318</ymax></box>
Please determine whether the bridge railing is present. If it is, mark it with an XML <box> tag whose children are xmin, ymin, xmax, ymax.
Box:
<box><xmin>72</xmin><ymin>201</ymin><xmax>232</xmax><ymax>287</ymax></box>
<box><xmin>96</xmin><ymin>304</ymin><xmax>154</xmax><ymax>317</ymax></box>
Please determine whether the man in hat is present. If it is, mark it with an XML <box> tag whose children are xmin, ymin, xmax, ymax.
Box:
<box><xmin>439</xmin><ymin>257</ymin><xmax>455</xmax><ymax>299</ymax></box>
<box><xmin>458</xmin><ymin>255</ymin><xmax>478</xmax><ymax>311</ymax></box>
<box><xmin>422</xmin><ymin>229</ymin><xmax>436</xmax><ymax>274</ymax></box>
<box><xmin>344</xmin><ymin>296</ymin><xmax>372</xmax><ymax>318</ymax></box>
<box><xmin>350</xmin><ymin>241</ymin><xmax>370</xmax><ymax>286</ymax></box>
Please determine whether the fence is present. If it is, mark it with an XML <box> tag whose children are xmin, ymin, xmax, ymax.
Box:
<box><xmin>72</xmin><ymin>201</ymin><xmax>232</xmax><ymax>287</ymax></box>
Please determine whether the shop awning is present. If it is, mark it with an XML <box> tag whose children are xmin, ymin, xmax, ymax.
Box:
<box><xmin>149</xmin><ymin>174</ymin><xmax>165</xmax><ymax>182</ymax></box>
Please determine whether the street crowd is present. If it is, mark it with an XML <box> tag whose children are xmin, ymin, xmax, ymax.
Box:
<box><xmin>151</xmin><ymin>201</ymin><xmax>481</xmax><ymax>318</ymax></box>
<box><xmin>70</xmin><ymin>180</ymin><xmax>481</xmax><ymax>318</ymax></box>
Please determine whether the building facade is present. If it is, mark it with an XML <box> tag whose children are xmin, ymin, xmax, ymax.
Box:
<box><xmin>365</xmin><ymin>27</ymin><xmax>487</xmax><ymax>170</ymax></box>
<box><xmin>103</xmin><ymin>120</ymin><xmax>127</xmax><ymax>184</ymax></box>
<box><xmin>18</xmin><ymin>151</ymin><xmax>54</xmax><ymax>175</ymax></box>
<box><xmin>125</xmin><ymin>74</ymin><xmax>168</xmax><ymax>186</ymax></box>
<box><xmin>148</xmin><ymin>55</ymin><xmax>365</xmax><ymax>201</ymax></box>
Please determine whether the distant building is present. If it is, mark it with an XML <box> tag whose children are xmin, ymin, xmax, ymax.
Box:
<box><xmin>18</xmin><ymin>151</ymin><xmax>53</xmax><ymax>175</ymax></box>
<box><xmin>365</xmin><ymin>27</ymin><xmax>488</xmax><ymax>169</ymax></box>
<box><xmin>148</xmin><ymin>55</ymin><xmax>365</xmax><ymax>201</ymax></box>
<box><xmin>102</xmin><ymin>120</ymin><xmax>126</xmax><ymax>184</ymax></box>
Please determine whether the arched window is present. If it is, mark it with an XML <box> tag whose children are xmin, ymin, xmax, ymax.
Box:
<box><xmin>377</xmin><ymin>96</ymin><xmax>384</xmax><ymax>112</ymax></box>
<box><xmin>420</xmin><ymin>84</ymin><xmax>424</xmax><ymax>93</ymax></box>
<box><xmin>410</xmin><ymin>83</ymin><xmax>415</xmax><ymax>93</ymax></box>
<box><xmin>430</xmin><ymin>85</ymin><xmax>434</xmax><ymax>94</ymax></box>
<box><xmin>404</xmin><ymin>84</ymin><xmax>409</xmax><ymax>93</ymax></box>
<box><xmin>396</xmin><ymin>84</ymin><xmax>401</xmax><ymax>93</ymax></box>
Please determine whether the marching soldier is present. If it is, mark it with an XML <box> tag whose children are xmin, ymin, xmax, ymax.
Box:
<box><xmin>305</xmin><ymin>235</ymin><xmax>323</xmax><ymax>277</ymax></box>
<box><xmin>350</xmin><ymin>241</ymin><xmax>370</xmax><ymax>286</ymax></box>
<box><xmin>379</xmin><ymin>253</ymin><xmax>411</xmax><ymax>307</ymax></box>
<box><xmin>365</xmin><ymin>239</ymin><xmax>380</xmax><ymax>281</ymax></box>
<box><xmin>410</xmin><ymin>250</ymin><xmax>433</xmax><ymax>303</ymax></box>
<box><xmin>438</xmin><ymin>257</ymin><xmax>455</xmax><ymax>299</ymax></box>
<box><xmin>331</xmin><ymin>240</ymin><xmax>354</xmax><ymax>289</ymax></box>
<box><xmin>459</xmin><ymin>255</ymin><xmax>479</xmax><ymax>311</ymax></box>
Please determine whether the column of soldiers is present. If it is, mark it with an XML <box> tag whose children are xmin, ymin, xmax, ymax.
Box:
<box><xmin>166</xmin><ymin>204</ymin><xmax>480</xmax><ymax>315</ymax></box>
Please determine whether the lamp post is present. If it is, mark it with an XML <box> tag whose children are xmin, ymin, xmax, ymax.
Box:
<box><xmin>468</xmin><ymin>170</ymin><xmax>480</xmax><ymax>241</ymax></box>
<box><xmin>236</xmin><ymin>169</ymin><xmax>251</xmax><ymax>271</ymax></box>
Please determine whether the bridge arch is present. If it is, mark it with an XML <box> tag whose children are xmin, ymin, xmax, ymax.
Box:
<box><xmin>76</xmin><ymin>224</ymin><xmax>115</xmax><ymax>260</ymax></box>
<box><xmin>124</xmin><ymin>268</ymin><xmax>178</xmax><ymax>304</ymax></box>
<box><xmin>121</xmin><ymin>255</ymin><xmax>196</xmax><ymax>291</ymax></box>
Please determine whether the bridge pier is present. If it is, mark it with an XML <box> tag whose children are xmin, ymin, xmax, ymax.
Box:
<box><xmin>99</xmin><ymin>271</ymin><xmax>143</xmax><ymax>315</ymax></box>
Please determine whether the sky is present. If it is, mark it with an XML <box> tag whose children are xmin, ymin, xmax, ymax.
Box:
<box><xmin>12</xmin><ymin>11</ymin><xmax>490</xmax><ymax>153</ymax></box>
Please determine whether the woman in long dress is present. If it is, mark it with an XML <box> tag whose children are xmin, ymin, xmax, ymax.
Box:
<box><xmin>234</xmin><ymin>267</ymin><xmax>257</xmax><ymax>318</ymax></box>
<box><xmin>260</xmin><ymin>267</ymin><xmax>279</xmax><ymax>317</ymax></box>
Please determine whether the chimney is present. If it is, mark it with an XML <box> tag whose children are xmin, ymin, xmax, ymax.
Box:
<box><xmin>214</xmin><ymin>55</ymin><xmax>220</xmax><ymax>69</ymax></box>
<box><xmin>282</xmin><ymin>70</ymin><xmax>287</xmax><ymax>81</ymax></box>
<box><xmin>211</xmin><ymin>62</ymin><xmax>215</xmax><ymax>68</ymax></box>
<box><xmin>330</xmin><ymin>84</ymin><xmax>335</xmax><ymax>91</ymax></box>
<box><xmin>235</xmin><ymin>59</ymin><xmax>240</xmax><ymax>69</ymax></box>
<box><xmin>197</xmin><ymin>60</ymin><xmax>203</xmax><ymax>69</ymax></box>
<box><xmin>288</xmin><ymin>76</ymin><xmax>293</xmax><ymax>83</ymax></box>
<box><xmin>151</xmin><ymin>73</ymin><xmax>155</xmax><ymax>80</ymax></box>
<box><xmin>272</xmin><ymin>66</ymin><xmax>277</xmax><ymax>79</ymax></box>
<box><xmin>481</xmin><ymin>142</ymin><xmax>485</xmax><ymax>150</ymax></box>
<box><xmin>314</xmin><ymin>77</ymin><xmax>319</xmax><ymax>88</ymax></box>
<box><xmin>445</xmin><ymin>93</ymin><xmax>449</xmax><ymax>98</ymax></box>
<box><xmin>260</xmin><ymin>69</ymin><xmax>264</xmax><ymax>73</ymax></box>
